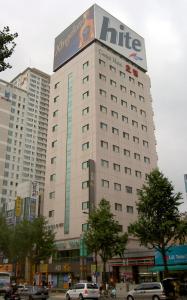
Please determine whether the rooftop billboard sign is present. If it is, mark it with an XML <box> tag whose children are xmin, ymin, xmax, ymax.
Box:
<box><xmin>53</xmin><ymin>5</ymin><xmax>147</xmax><ymax>71</ymax></box>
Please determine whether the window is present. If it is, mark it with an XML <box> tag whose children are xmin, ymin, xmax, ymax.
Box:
<box><xmin>83</xmin><ymin>61</ymin><xmax>89</xmax><ymax>69</ymax></box>
<box><xmin>110</xmin><ymin>79</ymin><xmax>116</xmax><ymax>87</ymax></box>
<box><xmin>124</xmin><ymin>167</ymin><xmax>131</xmax><ymax>175</ymax></box>
<box><xmin>83</xmin><ymin>75</ymin><xmax>89</xmax><ymax>83</ymax></box>
<box><xmin>115</xmin><ymin>203</ymin><xmax>122</xmax><ymax>211</ymax></box>
<box><xmin>123</xmin><ymin>132</ymin><xmax>129</xmax><ymax>140</ymax></box>
<box><xmin>110</xmin><ymin>65</ymin><xmax>116</xmax><ymax>72</ymax></box>
<box><xmin>51</xmin><ymin>156</ymin><xmax>56</xmax><ymax>164</ymax></box>
<box><xmin>121</xmin><ymin>99</ymin><xmax>127</xmax><ymax>107</ymax></box>
<box><xmin>111</xmin><ymin>94</ymin><xmax>117</xmax><ymax>102</ymax></box>
<box><xmin>52</xmin><ymin>124</ymin><xmax>58</xmax><ymax>132</ymax></box>
<box><xmin>134</xmin><ymin>153</ymin><xmax>141</xmax><ymax>160</ymax></box>
<box><xmin>101</xmin><ymin>140</ymin><xmax>108</xmax><ymax>149</ymax></box>
<box><xmin>136</xmin><ymin>189</ymin><xmax>141</xmax><ymax>195</ymax></box>
<box><xmin>131</xmin><ymin>105</ymin><xmax>137</xmax><ymax>112</ymax></box>
<box><xmin>130</xmin><ymin>90</ymin><xmax>136</xmax><ymax>97</ymax></box>
<box><xmin>82</xmin><ymin>91</ymin><xmax>89</xmax><ymax>99</ymax></box>
<box><xmin>141</xmin><ymin>124</ymin><xmax>147</xmax><ymax>132</ymax></box>
<box><xmin>126</xmin><ymin>186</ymin><xmax>132</xmax><ymax>193</ymax></box>
<box><xmin>111</xmin><ymin>111</ymin><xmax>118</xmax><ymax>118</ymax></box>
<box><xmin>82</xmin><ymin>107</ymin><xmax>89</xmax><ymax>115</ymax></box>
<box><xmin>113</xmin><ymin>145</ymin><xmax>120</xmax><ymax>153</ymax></box>
<box><xmin>143</xmin><ymin>140</ymin><xmax>149</xmax><ymax>147</ymax></box>
<box><xmin>114</xmin><ymin>183</ymin><xmax>121</xmax><ymax>191</ymax></box>
<box><xmin>122</xmin><ymin>115</ymin><xmax>128</xmax><ymax>123</ymax></box>
<box><xmin>52</xmin><ymin>140</ymin><xmax>57</xmax><ymax>148</ymax></box>
<box><xmin>99</xmin><ymin>89</ymin><xmax>106</xmax><ymax>97</ymax></box>
<box><xmin>112</xmin><ymin>127</ymin><xmax>119</xmax><ymax>135</ymax></box>
<box><xmin>99</xmin><ymin>73</ymin><xmax>106</xmax><ymax>81</ymax></box>
<box><xmin>82</xmin><ymin>124</ymin><xmax>89</xmax><ymax>133</ymax></box>
<box><xmin>124</xmin><ymin>149</ymin><xmax>130</xmax><ymax>157</ymax></box>
<box><xmin>54</xmin><ymin>82</ymin><xmax>60</xmax><ymax>89</ymax></box>
<box><xmin>140</xmin><ymin>109</ymin><xmax>146</xmax><ymax>117</ymax></box>
<box><xmin>135</xmin><ymin>170</ymin><xmax>142</xmax><ymax>178</ymax></box>
<box><xmin>132</xmin><ymin>120</ymin><xmax>138</xmax><ymax>127</ymax></box>
<box><xmin>138</xmin><ymin>81</ymin><xmax>143</xmax><ymax>88</ymax></box>
<box><xmin>129</xmin><ymin>76</ymin><xmax>135</xmax><ymax>83</ymax></box>
<box><xmin>82</xmin><ymin>201</ymin><xmax>89</xmax><ymax>210</ymax></box>
<box><xmin>120</xmin><ymin>85</ymin><xmax>126</xmax><ymax>92</ymax></box>
<box><xmin>120</xmin><ymin>71</ymin><xmax>125</xmax><ymax>78</ymax></box>
<box><xmin>99</xmin><ymin>58</ymin><xmax>105</xmax><ymax>66</ymax></box>
<box><xmin>144</xmin><ymin>156</ymin><xmax>150</xmax><ymax>164</ymax></box>
<box><xmin>50</xmin><ymin>174</ymin><xmax>56</xmax><ymax>181</ymax></box>
<box><xmin>133</xmin><ymin>136</ymin><xmax>139</xmax><ymax>143</ymax></box>
<box><xmin>82</xmin><ymin>161</ymin><xmax>89</xmax><ymax>169</ymax></box>
<box><xmin>54</xmin><ymin>95</ymin><xmax>59</xmax><ymax>103</ymax></box>
<box><xmin>102</xmin><ymin>179</ymin><xmax>109</xmax><ymax>188</ymax></box>
<box><xmin>113</xmin><ymin>163</ymin><xmax>120</xmax><ymax>172</ymax></box>
<box><xmin>53</xmin><ymin>110</ymin><xmax>58</xmax><ymax>117</ymax></box>
<box><xmin>127</xmin><ymin>206</ymin><xmax>133</xmax><ymax>213</ymax></box>
<box><xmin>82</xmin><ymin>142</ymin><xmax>89</xmax><ymax>151</ymax></box>
<box><xmin>101</xmin><ymin>159</ymin><xmax>109</xmax><ymax>168</ymax></box>
<box><xmin>100</xmin><ymin>105</ymin><xmax>107</xmax><ymax>113</ymax></box>
<box><xmin>49</xmin><ymin>192</ymin><xmax>55</xmax><ymax>199</ymax></box>
<box><xmin>49</xmin><ymin>210</ymin><xmax>54</xmax><ymax>217</ymax></box>
<box><xmin>82</xmin><ymin>181</ymin><xmax>89</xmax><ymax>189</ymax></box>
<box><xmin>139</xmin><ymin>95</ymin><xmax>145</xmax><ymax>102</ymax></box>
<box><xmin>100</xmin><ymin>122</ymin><xmax>108</xmax><ymax>130</ymax></box>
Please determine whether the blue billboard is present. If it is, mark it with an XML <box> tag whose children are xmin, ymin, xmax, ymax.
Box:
<box><xmin>155</xmin><ymin>245</ymin><xmax>187</xmax><ymax>265</ymax></box>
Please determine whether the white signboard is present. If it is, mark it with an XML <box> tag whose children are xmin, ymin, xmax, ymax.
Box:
<box><xmin>95</xmin><ymin>5</ymin><xmax>147</xmax><ymax>71</ymax></box>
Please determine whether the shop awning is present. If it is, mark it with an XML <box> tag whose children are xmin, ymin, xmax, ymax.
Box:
<box><xmin>149</xmin><ymin>265</ymin><xmax>187</xmax><ymax>272</ymax></box>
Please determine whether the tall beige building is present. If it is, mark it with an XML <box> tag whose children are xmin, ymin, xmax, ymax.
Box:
<box><xmin>44</xmin><ymin>5</ymin><xmax>157</xmax><ymax>282</ymax></box>
<box><xmin>0</xmin><ymin>68</ymin><xmax>50</xmax><ymax>220</ymax></box>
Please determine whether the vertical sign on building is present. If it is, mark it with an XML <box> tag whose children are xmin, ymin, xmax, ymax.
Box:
<box><xmin>89</xmin><ymin>159</ymin><xmax>96</xmax><ymax>213</ymax></box>
<box><xmin>15</xmin><ymin>197</ymin><xmax>22</xmax><ymax>217</ymax></box>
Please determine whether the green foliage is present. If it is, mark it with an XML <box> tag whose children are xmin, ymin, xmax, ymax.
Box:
<box><xmin>0</xmin><ymin>216</ymin><xmax>55</xmax><ymax>269</ymax></box>
<box><xmin>129</xmin><ymin>168</ymin><xmax>183</xmax><ymax>273</ymax></box>
<box><xmin>84</xmin><ymin>199</ymin><xmax>128</xmax><ymax>282</ymax></box>
<box><xmin>0</xmin><ymin>213</ymin><xmax>12</xmax><ymax>257</ymax></box>
<box><xmin>0</xmin><ymin>26</ymin><xmax>18</xmax><ymax>72</ymax></box>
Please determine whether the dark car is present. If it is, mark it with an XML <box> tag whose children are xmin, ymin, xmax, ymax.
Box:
<box><xmin>19</xmin><ymin>286</ymin><xmax>49</xmax><ymax>300</ymax></box>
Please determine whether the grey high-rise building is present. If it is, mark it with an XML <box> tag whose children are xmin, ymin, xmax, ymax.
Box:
<box><xmin>0</xmin><ymin>68</ymin><xmax>50</xmax><ymax>219</ymax></box>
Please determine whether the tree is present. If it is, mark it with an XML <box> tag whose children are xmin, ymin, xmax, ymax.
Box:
<box><xmin>0</xmin><ymin>26</ymin><xmax>18</xmax><ymax>72</ymax></box>
<box><xmin>84</xmin><ymin>199</ymin><xmax>128</xmax><ymax>284</ymax></box>
<box><xmin>128</xmin><ymin>168</ymin><xmax>183</xmax><ymax>276</ymax></box>
<box><xmin>2</xmin><ymin>216</ymin><xmax>55</xmax><ymax>279</ymax></box>
<box><xmin>0</xmin><ymin>213</ymin><xmax>13</xmax><ymax>258</ymax></box>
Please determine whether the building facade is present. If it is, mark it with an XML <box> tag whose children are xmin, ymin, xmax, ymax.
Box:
<box><xmin>44</xmin><ymin>5</ymin><xmax>157</xmax><ymax>284</ymax></box>
<box><xmin>0</xmin><ymin>68</ymin><xmax>50</xmax><ymax>221</ymax></box>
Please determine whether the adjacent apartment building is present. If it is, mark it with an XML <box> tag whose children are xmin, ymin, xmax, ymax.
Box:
<box><xmin>0</xmin><ymin>68</ymin><xmax>50</xmax><ymax>222</ymax></box>
<box><xmin>44</xmin><ymin>5</ymin><xmax>157</xmax><ymax>283</ymax></box>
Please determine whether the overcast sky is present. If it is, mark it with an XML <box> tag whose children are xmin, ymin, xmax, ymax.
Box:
<box><xmin>1</xmin><ymin>0</ymin><xmax>187</xmax><ymax>211</ymax></box>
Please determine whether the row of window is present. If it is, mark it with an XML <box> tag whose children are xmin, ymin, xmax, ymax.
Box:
<box><xmin>82</xmin><ymin>59</ymin><xmax>144</xmax><ymax>88</ymax></box>
<box><xmin>81</xmin><ymin>141</ymin><xmax>150</xmax><ymax>162</ymax></box>
<box><xmin>82</xmin><ymin>159</ymin><xmax>147</xmax><ymax>177</ymax></box>
<box><xmin>81</xmin><ymin>88</ymin><xmax>145</xmax><ymax>102</ymax></box>
<box><xmin>82</xmin><ymin>180</ymin><xmax>140</xmax><ymax>193</ymax></box>
<box><xmin>48</xmin><ymin>203</ymin><xmax>134</xmax><ymax>219</ymax></box>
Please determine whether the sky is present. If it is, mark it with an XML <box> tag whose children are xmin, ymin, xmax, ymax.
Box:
<box><xmin>1</xmin><ymin>0</ymin><xmax>187</xmax><ymax>211</ymax></box>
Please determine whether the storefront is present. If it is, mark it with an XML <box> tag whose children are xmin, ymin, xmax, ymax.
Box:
<box><xmin>149</xmin><ymin>245</ymin><xmax>187</xmax><ymax>280</ymax></box>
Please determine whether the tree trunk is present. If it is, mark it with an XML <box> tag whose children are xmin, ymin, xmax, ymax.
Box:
<box><xmin>103</xmin><ymin>260</ymin><xmax>107</xmax><ymax>285</ymax></box>
<box><xmin>161</xmin><ymin>247</ymin><xmax>169</xmax><ymax>278</ymax></box>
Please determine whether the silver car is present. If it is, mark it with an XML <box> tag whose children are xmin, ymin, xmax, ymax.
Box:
<box><xmin>127</xmin><ymin>282</ymin><xmax>168</xmax><ymax>300</ymax></box>
<box><xmin>66</xmin><ymin>282</ymin><xmax>100</xmax><ymax>300</ymax></box>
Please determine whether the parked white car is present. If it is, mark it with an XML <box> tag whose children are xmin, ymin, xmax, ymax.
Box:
<box><xmin>127</xmin><ymin>282</ymin><xmax>168</xmax><ymax>300</ymax></box>
<box><xmin>65</xmin><ymin>282</ymin><xmax>100</xmax><ymax>300</ymax></box>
